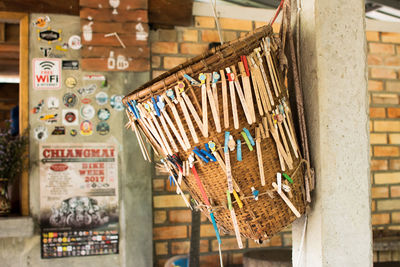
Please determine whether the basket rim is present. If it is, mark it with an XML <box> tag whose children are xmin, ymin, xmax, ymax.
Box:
<box><xmin>123</xmin><ymin>24</ymin><xmax>273</xmax><ymax>104</ymax></box>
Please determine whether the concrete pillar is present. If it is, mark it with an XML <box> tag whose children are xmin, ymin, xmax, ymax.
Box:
<box><xmin>291</xmin><ymin>0</ymin><xmax>372</xmax><ymax>266</ymax></box>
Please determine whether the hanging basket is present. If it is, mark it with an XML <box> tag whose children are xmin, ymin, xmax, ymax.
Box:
<box><xmin>123</xmin><ymin>24</ymin><xmax>309</xmax><ymax>243</ymax></box>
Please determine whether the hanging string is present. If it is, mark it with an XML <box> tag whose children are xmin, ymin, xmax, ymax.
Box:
<box><xmin>295</xmin><ymin>215</ymin><xmax>308</xmax><ymax>267</ymax></box>
<box><xmin>209</xmin><ymin>0</ymin><xmax>224</xmax><ymax>44</ymax></box>
<box><xmin>270</xmin><ymin>0</ymin><xmax>285</xmax><ymax>25</ymax></box>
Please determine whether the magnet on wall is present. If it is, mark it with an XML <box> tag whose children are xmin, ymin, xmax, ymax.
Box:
<box><xmin>80</xmin><ymin>104</ymin><xmax>95</xmax><ymax>120</ymax></box>
<box><xmin>80</xmin><ymin>120</ymin><xmax>93</xmax><ymax>136</ymax></box>
<box><xmin>77</xmin><ymin>84</ymin><xmax>97</xmax><ymax>96</ymax></box>
<box><xmin>110</xmin><ymin>95</ymin><xmax>124</xmax><ymax>111</ymax></box>
<box><xmin>47</xmin><ymin>97</ymin><xmax>59</xmax><ymax>110</ymax></box>
<box><xmin>68</xmin><ymin>35</ymin><xmax>82</xmax><ymax>50</ymax></box>
<box><xmin>97</xmin><ymin>108</ymin><xmax>111</xmax><ymax>121</ymax></box>
<box><xmin>63</xmin><ymin>92</ymin><xmax>77</xmax><ymax>107</ymax></box>
<box><xmin>33</xmin><ymin>16</ymin><xmax>50</xmax><ymax>28</ymax></box>
<box><xmin>62</xmin><ymin>60</ymin><xmax>79</xmax><ymax>70</ymax></box>
<box><xmin>52</xmin><ymin>126</ymin><xmax>65</xmax><ymax>135</ymax></box>
<box><xmin>96</xmin><ymin>92</ymin><xmax>108</xmax><ymax>105</ymax></box>
<box><xmin>38</xmin><ymin>27</ymin><xmax>62</xmax><ymax>44</ymax></box>
<box><xmin>34</xmin><ymin>125</ymin><xmax>48</xmax><ymax>141</ymax></box>
<box><xmin>62</xmin><ymin>109</ymin><xmax>79</xmax><ymax>126</ymax></box>
<box><xmin>65</xmin><ymin>77</ymin><xmax>77</xmax><ymax>88</ymax></box>
<box><xmin>96</xmin><ymin>122</ymin><xmax>110</xmax><ymax>136</ymax></box>
<box><xmin>70</xmin><ymin>129</ymin><xmax>78</xmax><ymax>137</ymax></box>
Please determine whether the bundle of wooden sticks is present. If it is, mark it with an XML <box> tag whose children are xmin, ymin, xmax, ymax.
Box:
<box><xmin>123</xmin><ymin>25</ymin><xmax>309</xmax><ymax>245</ymax></box>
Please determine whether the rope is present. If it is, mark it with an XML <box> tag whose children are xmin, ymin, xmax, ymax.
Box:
<box><xmin>209</xmin><ymin>0</ymin><xmax>224</xmax><ymax>44</ymax></box>
<box><xmin>270</xmin><ymin>0</ymin><xmax>284</xmax><ymax>25</ymax></box>
<box><xmin>295</xmin><ymin>215</ymin><xmax>308</xmax><ymax>267</ymax></box>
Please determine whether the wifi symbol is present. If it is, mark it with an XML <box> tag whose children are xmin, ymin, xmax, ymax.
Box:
<box><xmin>40</xmin><ymin>61</ymin><xmax>55</xmax><ymax>70</ymax></box>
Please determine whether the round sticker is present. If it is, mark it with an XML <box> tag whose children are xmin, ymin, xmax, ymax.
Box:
<box><xmin>80</xmin><ymin>120</ymin><xmax>93</xmax><ymax>136</ymax></box>
<box><xmin>47</xmin><ymin>97</ymin><xmax>59</xmax><ymax>109</ymax></box>
<box><xmin>97</xmin><ymin>108</ymin><xmax>111</xmax><ymax>121</ymax></box>
<box><xmin>33</xmin><ymin>16</ymin><xmax>50</xmax><ymax>28</ymax></box>
<box><xmin>81</xmin><ymin>98</ymin><xmax>91</xmax><ymax>104</ymax></box>
<box><xmin>68</xmin><ymin>35</ymin><xmax>82</xmax><ymax>50</ymax></box>
<box><xmin>70</xmin><ymin>129</ymin><xmax>77</xmax><ymax>137</ymax></box>
<box><xmin>110</xmin><ymin>95</ymin><xmax>124</xmax><ymax>111</ymax></box>
<box><xmin>34</xmin><ymin>125</ymin><xmax>48</xmax><ymax>141</ymax></box>
<box><xmin>96</xmin><ymin>92</ymin><xmax>108</xmax><ymax>105</ymax></box>
<box><xmin>96</xmin><ymin>122</ymin><xmax>110</xmax><ymax>135</ymax></box>
<box><xmin>80</xmin><ymin>104</ymin><xmax>95</xmax><ymax>120</ymax></box>
<box><xmin>64</xmin><ymin>111</ymin><xmax>77</xmax><ymax>123</ymax></box>
<box><xmin>63</xmin><ymin>93</ymin><xmax>77</xmax><ymax>107</ymax></box>
<box><xmin>65</xmin><ymin>77</ymin><xmax>77</xmax><ymax>88</ymax></box>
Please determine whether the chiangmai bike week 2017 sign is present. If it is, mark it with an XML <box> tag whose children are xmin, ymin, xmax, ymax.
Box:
<box><xmin>39</xmin><ymin>143</ymin><xmax>119</xmax><ymax>258</ymax></box>
<box><xmin>33</xmin><ymin>58</ymin><xmax>62</xmax><ymax>90</ymax></box>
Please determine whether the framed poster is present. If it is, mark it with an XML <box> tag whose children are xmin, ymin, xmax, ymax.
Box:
<box><xmin>39</xmin><ymin>143</ymin><xmax>119</xmax><ymax>258</ymax></box>
<box><xmin>33</xmin><ymin>58</ymin><xmax>62</xmax><ymax>90</ymax></box>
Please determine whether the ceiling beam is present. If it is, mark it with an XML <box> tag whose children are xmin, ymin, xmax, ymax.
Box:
<box><xmin>367</xmin><ymin>0</ymin><xmax>400</xmax><ymax>10</ymax></box>
<box><xmin>0</xmin><ymin>0</ymin><xmax>79</xmax><ymax>16</ymax></box>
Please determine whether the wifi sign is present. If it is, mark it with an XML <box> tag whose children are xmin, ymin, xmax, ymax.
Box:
<box><xmin>33</xmin><ymin>58</ymin><xmax>61</xmax><ymax>90</ymax></box>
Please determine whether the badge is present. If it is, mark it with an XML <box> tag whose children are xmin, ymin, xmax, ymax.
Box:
<box><xmin>77</xmin><ymin>84</ymin><xmax>96</xmax><ymax>95</ymax></box>
<box><xmin>65</xmin><ymin>77</ymin><xmax>77</xmax><ymax>88</ymax></box>
<box><xmin>62</xmin><ymin>109</ymin><xmax>78</xmax><ymax>125</ymax></box>
<box><xmin>110</xmin><ymin>95</ymin><xmax>124</xmax><ymax>111</ymax></box>
<box><xmin>47</xmin><ymin>97</ymin><xmax>59</xmax><ymax>110</ymax></box>
<box><xmin>96</xmin><ymin>122</ymin><xmax>110</xmax><ymax>135</ymax></box>
<box><xmin>33</xmin><ymin>16</ymin><xmax>50</xmax><ymax>28</ymax></box>
<box><xmin>81</xmin><ymin>98</ymin><xmax>91</xmax><ymax>104</ymax></box>
<box><xmin>31</xmin><ymin>99</ymin><xmax>44</xmax><ymax>114</ymax></box>
<box><xmin>39</xmin><ymin>113</ymin><xmax>58</xmax><ymax>124</ymax></box>
<box><xmin>68</xmin><ymin>35</ymin><xmax>82</xmax><ymax>50</ymax></box>
<box><xmin>97</xmin><ymin>108</ymin><xmax>111</xmax><ymax>121</ymax></box>
<box><xmin>34</xmin><ymin>125</ymin><xmax>48</xmax><ymax>141</ymax></box>
<box><xmin>38</xmin><ymin>28</ymin><xmax>62</xmax><ymax>44</ymax></box>
<box><xmin>52</xmin><ymin>126</ymin><xmax>65</xmax><ymax>135</ymax></box>
<box><xmin>70</xmin><ymin>129</ymin><xmax>78</xmax><ymax>137</ymax></box>
<box><xmin>96</xmin><ymin>92</ymin><xmax>108</xmax><ymax>105</ymax></box>
<box><xmin>80</xmin><ymin>120</ymin><xmax>93</xmax><ymax>136</ymax></box>
<box><xmin>62</xmin><ymin>60</ymin><xmax>79</xmax><ymax>70</ymax></box>
<box><xmin>63</xmin><ymin>93</ymin><xmax>77</xmax><ymax>107</ymax></box>
<box><xmin>80</xmin><ymin>104</ymin><xmax>95</xmax><ymax>120</ymax></box>
<box><xmin>40</xmin><ymin>47</ymin><xmax>52</xmax><ymax>57</ymax></box>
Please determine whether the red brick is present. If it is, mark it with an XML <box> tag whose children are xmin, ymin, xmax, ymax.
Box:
<box><xmin>382</xmin><ymin>32</ymin><xmax>400</xmax><ymax>44</ymax></box>
<box><xmin>392</xmin><ymin>212</ymin><xmax>400</xmax><ymax>223</ymax></box>
<box><xmin>219</xmin><ymin>18</ymin><xmax>253</xmax><ymax>31</ymax></box>
<box><xmin>390</xmin><ymin>159</ymin><xmax>400</xmax><ymax>170</ymax></box>
<box><xmin>163</xmin><ymin>56</ymin><xmax>188</xmax><ymax>69</ymax></box>
<box><xmin>368</xmin><ymin>80</ymin><xmax>384</xmax><ymax>91</ymax></box>
<box><xmin>200</xmin><ymin>224</ymin><xmax>215</xmax><ymax>237</ymax></box>
<box><xmin>151</xmin><ymin>42</ymin><xmax>178</xmax><ymax>54</ymax></box>
<box><xmin>152</xmin><ymin>56</ymin><xmax>161</xmax><ymax>68</ymax></box>
<box><xmin>370</xmin><ymin>107</ymin><xmax>386</xmax><ymax>118</ymax></box>
<box><xmin>374</xmin><ymin>121</ymin><xmax>400</xmax><ymax>132</ymax></box>
<box><xmin>248</xmin><ymin>235</ymin><xmax>282</xmax><ymax>248</ymax></box>
<box><xmin>153</xmin><ymin>179</ymin><xmax>164</xmax><ymax>191</ymax></box>
<box><xmin>169</xmin><ymin>209</ymin><xmax>192</xmax><ymax>223</ymax></box>
<box><xmin>377</xmin><ymin>199</ymin><xmax>400</xmax><ymax>211</ymax></box>
<box><xmin>200</xmin><ymin>254</ymin><xmax>228</xmax><ymax>267</ymax></box>
<box><xmin>387</xmin><ymin>81</ymin><xmax>400</xmax><ymax>92</ymax></box>
<box><xmin>372</xmin><ymin>94</ymin><xmax>399</xmax><ymax>105</ymax></box>
<box><xmin>372</xmin><ymin>200</ymin><xmax>376</xmax><ymax>212</ymax></box>
<box><xmin>385</xmin><ymin>56</ymin><xmax>400</xmax><ymax>66</ymax></box>
<box><xmin>370</xmin><ymin>133</ymin><xmax>387</xmax><ymax>144</ymax></box>
<box><xmin>371</xmin><ymin>159</ymin><xmax>388</xmax><ymax>171</ymax></box>
<box><xmin>374</xmin><ymin>146</ymin><xmax>400</xmax><ymax>157</ymax></box>
<box><xmin>388</xmin><ymin>108</ymin><xmax>400</xmax><ymax>118</ymax></box>
<box><xmin>195</xmin><ymin>16</ymin><xmax>215</xmax><ymax>28</ymax></box>
<box><xmin>370</xmin><ymin>68</ymin><xmax>397</xmax><ymax>79</ymax></box>
<box><xmin>391</xmin><ymin>185</ymin><xmax>400</xmax><ymax>197</ymax></box>
<box><xmin>368</xmin><ymin>54</ymin><xmax>383</xmax><ymax>65</ymax></box>
<box><xmin>372</xmin><ymin>213</ymin><xmax>390</xmax><ymax>225</ymax></box>
<box><xmin>158</xmin><ymin>29</ymin><xmax>177</xmax><ymax>42</ymax></box>
<box><xmin>180</xmin><ymin>43</ymin><xmax>208</xmax><ymax>55</ymax></box>
<box><xmin>153</xmin><ymin>194</ymin><xmax>189</xmax><ymax>208</ymax></box>
<box><xmin>371</xmin><ymin>186</ymin><xmax>389</xmax><ymax>198</ymax></box>
<box><xmin>375</xmin><ymin>172</ymin><xmax>400</xmax><ymax>184</ymax></box>
<box><xmin>182</xmin><ymin>29</ymin><xmax>198</xmax><ymax>42</ymax></box>
<box><xmin>369</xmin><ymin>43</ymin><xmax>395</xmax><ymax>54</ymax></box>
<box><xmin>171</xmin><ymin>240</ymin><xmax>208</xmax><ymax>254</ymax></box>
<box><xmin>211</xmin><ymin>238</ymin><xmax>240</xmax><ymax>251</ymax></box>
<box><xmin>201</xmin><ymin>30</ymin><xmax>237</xmax><ymax>43</ymax></box>
<box><xmin>154</xmin><ymin>210</ymin><xmax>167</xmax><ymax>224</ymax></box>
<box><xmin>155</xmin><ymin>242</ymin><xmax>168</xmax><ymax>255</ymax></box>
<box><xmin>366</xmin><ymin>31</ymin><xmax>380</xmax><ymax>41</ymax></box>
<box><xmin>153</xmin><ymin>225</ymin><xmax>187</xmax><ymax>240</ymax></box>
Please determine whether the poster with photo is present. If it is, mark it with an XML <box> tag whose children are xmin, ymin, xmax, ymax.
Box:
<box><xmin>39</xmin><ymin>143</ymin><xmax>119</xmax><ymax>258</ymax></box>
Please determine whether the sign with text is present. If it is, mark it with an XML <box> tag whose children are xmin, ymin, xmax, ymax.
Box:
<box><xmin>33</xmin><ymin>58</ymin><xmax>61</xmax><ymax>90</ymax></box>
<box><xmin>39</xmin><ymin>143</ymin><xmax>119</xmax><ymax>258</ymax></box>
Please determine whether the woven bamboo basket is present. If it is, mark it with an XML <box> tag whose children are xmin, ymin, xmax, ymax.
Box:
<box><xmin>123</xmin><ymin>24</ymin><xmax>308</xmax><ymax>243</ymax></box>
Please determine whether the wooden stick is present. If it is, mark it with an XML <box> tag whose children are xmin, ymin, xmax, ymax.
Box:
<box><xmin>159</xmin><ymin>113</ymin><xmax>179</xmax><ymax>153</ymax></box>
<box><xmin>226</xmin><ymin>68</ymin><xmax>239</xmax><ymax>129</ymax></box>
<box><xmin>262</xmin><ymin>116</ymin><xmax>270</xmax><ymax>138</ymax></box>
<box><xmin>212</xmin><ymin>149</ymin><xmax>241</xmax><ymax>192</ymax></box>
<box><xmin>150</xmin><ymin>112</ymin><xmax>173</xmax><ymax>155</ymax></box>
<box><xmin>259</xmin><ymin>123</ymin><xmax>266</xmax><ymax>139</ymax></box>
<box><xmin>255</xmin><ymin>127</ymin><xmax>265</xmax><ymax>186</ymax></box>
<box><xmin>177</xmin><ymin>91</ymin><xmax>199</xmax><ymax>144</ymax></box>
<box><xmin>182</xmin><ymin>92</ymin><xmax>206</xmax><ymax>138</ymax></box>
<box><xmin>126</xmin><ymin>110</ymin><xmax>148</xmax><ymax>161</ymax></box>
<box><xmin>254</xmin><ymin>51</ymin><xmax>275</xmax><ymax>107</ymax></box>
<box><xmin>283</xmin><ymin>117</ymin><xmax>298</xmax><ymax>158</ymax></box>
<box><xmin>164</xmin><ymin>94</ymin><xmax>191</xmax><ymax>149</ymax></box>
<box><xmin>206</xmin><ymin>73</ymin><xmax>221</xmax><ymax>133</ymax></box>
<box><xmin>272</xmin><ymin>182</ymin><xmax>300</xmax><ymax>217</ymax></box>
<box><xmin>136</xmin><ymin>119</ymin><xmax>162</xmax><ymax>157</ymax></box>
<box><xmin>161</xmin><ymin>108</ymin><xmax>187</xmax><ymax>151</ymax></box>
<box><xmin>249</xmin><ymin>65</ymin><xmax>264</xmax><ymax>117</ymax></box>
<box><xmin>212</xmin><ymin>72</ymin><xmax>219</xmax><ymax>117</ymax></box>
<box><xmin>220</xmin><ymin>69</ymin><xmax>229</xmax><ymax>129</ymax></box>
<box><xmin>267</xmin><ymin>113</ymin><xmax>293</xmax><ymax>169</ymax></box>
<box><xmin>238</xmin><ymin>61</ymin><xmax>256</xmax><ymax>123</ymax></box>
<box><xmin>249</xmin><ymin>55</ymin><xmax>272</xmax><ymax>112</ymax></box>
<box><xmin>231</xmin><ymin>65</ymin><xmax>252</xmax><ymax>125</ymax></box>
<box><xmin>277</xmin><ymin>118</ymin><xmax>293</xmax><ymax>165</ymax></box>
<box><xmin>201</xmin><ymin>82</ymin><xmax>208</xmax><ymax>137</ymax></box>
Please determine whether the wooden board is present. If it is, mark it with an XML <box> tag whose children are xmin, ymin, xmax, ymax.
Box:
<box><xmin>149</xmin><ymin>0</ymin><xmax>193</xmax><ymax>27</ymax></box>
<box><xmin>0</xmin><ymin>0</ymin><xmax>79</xmax><ymax>15</ymax></box>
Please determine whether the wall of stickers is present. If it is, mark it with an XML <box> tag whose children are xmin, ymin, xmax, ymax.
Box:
<box><xmin>79</xmin><ymin>0</ymin><xmax>150</xmax><ymax>72</ymax></box>
<box><xmin>29</xmin><ymin>13</ymin><xmax>127</xmax><ymax>260</ymax></box>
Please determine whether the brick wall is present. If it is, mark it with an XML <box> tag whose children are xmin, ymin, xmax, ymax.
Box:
<box><xmin>150</xmin><ymin>17</ymin><xmax>286</xmax><ymax>267</ymax></box>
<box><xmin>368</xmin><ymin>31</ymin><xmax>400</xmax><ymax>263</ymax></box>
